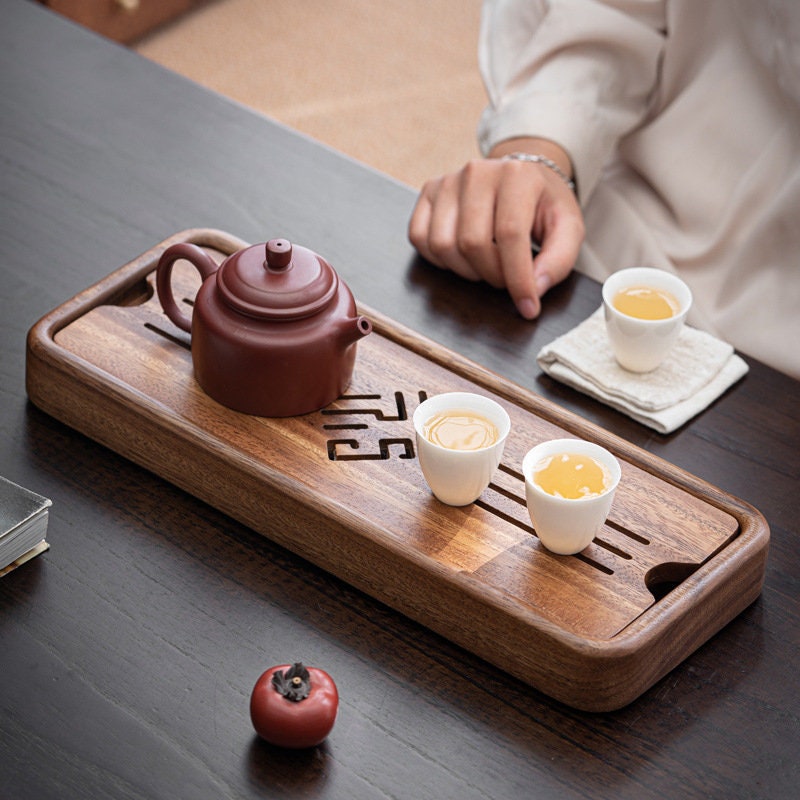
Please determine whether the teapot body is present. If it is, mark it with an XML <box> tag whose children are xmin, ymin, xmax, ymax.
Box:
<box><xmin>156</xmin><ymin>239</ymin><xmax>372</xmax><ymax>417</ymax></box>
<box><xmin>192</xmin><ymin>273</ymin><xmax>370</xmax><ymax>416</ymax></box>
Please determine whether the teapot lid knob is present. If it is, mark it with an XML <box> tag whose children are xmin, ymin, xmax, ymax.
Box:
<box><xmin>265</xmin><ymin>239</ymin><xmax>292</xmax><ymax>271</ymax></box>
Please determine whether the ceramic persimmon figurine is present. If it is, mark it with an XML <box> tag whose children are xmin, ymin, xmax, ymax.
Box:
<box><xmin>156</xmin><ymin>237</ymin><xmax>372</xmax><ymax>417</ymax></box>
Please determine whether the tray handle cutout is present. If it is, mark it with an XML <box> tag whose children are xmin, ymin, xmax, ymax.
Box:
<box><xmin>645</xmin><ymin>561</ymin><xmax>701</xmax><ymax>601</ymax></box>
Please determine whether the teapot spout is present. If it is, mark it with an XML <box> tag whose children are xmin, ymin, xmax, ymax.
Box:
<box><xmin>335</xmin><ymin>314</ymin><xmax>373</xmax><ymax>347</ymax></box>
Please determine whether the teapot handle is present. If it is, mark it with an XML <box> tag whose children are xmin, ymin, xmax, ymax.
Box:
<box><xmin>155</xmin><ymin>243</ymin><xmax>218</xmax><ymax>333</ymax></box>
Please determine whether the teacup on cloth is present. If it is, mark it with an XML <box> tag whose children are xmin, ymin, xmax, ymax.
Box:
<box><xmin>536</xmin><ymin>308</ymin><xmax>749</xmax><ymax>434</ymax></box>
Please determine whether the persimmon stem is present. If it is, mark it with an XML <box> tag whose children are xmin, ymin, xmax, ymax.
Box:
<box><xmin>272</xmin><ymin>662</ymin><xmax>311</xmax><ymax>701</ymax></box>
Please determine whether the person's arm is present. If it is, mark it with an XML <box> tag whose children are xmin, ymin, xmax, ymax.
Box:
<box><xmin>479</xmin><ymin>0</ymin><xmax>666</xmax><ymax>201</ymax></box>
<box><xmin>409</xmin><ymin>0</ymin><xmax>666</xmax><ymax>319</ymax></box>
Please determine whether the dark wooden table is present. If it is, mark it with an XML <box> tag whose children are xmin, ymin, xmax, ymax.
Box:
<box><xmin>2</xmin><ymin>3</ymin><xmax>798</xmax><ymax>798</ymax></box>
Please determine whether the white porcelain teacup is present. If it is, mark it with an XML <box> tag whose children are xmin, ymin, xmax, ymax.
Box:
<box><xmin>522</xmin><ymin>438</ymin><xmax>621</xmax><ymax>555</ymax></box>
<box><xmin>602</xmin><ymin>267</ymin><xmax>692</xmax><ymax>373</ymax></box>
<box><xmin>413</xmin><ymin>392</ymin><xmax>511</xmax><ymax>507</ymax></box>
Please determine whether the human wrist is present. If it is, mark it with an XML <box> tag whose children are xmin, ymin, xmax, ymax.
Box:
<box><xmin>501</xmin><ymin>153</ymin><xmax>575</xmax><ymax>191</ymax></box>
<box><xmin>489</xmin><ymin>137</ymin><xmax>575</xmax><ymax>188</ymax></box>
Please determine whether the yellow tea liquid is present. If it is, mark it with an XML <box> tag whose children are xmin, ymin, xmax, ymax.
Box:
<box><xmin>424</xmin><ymin>409</ymin><xmax>499</xmax><ymax>451</ymax></box>
<box><xmin>533</xmin><ymin>452</ymin><xmax>609</xmax><ymax>499</ymax></box>
<box><xmin>613</xmin><ymin>285</ymin><xmax>680</xmax><ymax>320</ymax></box>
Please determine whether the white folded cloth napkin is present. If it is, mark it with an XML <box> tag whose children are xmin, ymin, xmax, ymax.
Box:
<box><xmin>537</xmin><ymin>308</ymin><xmax>749</xmax><ymax>434</ymax></box>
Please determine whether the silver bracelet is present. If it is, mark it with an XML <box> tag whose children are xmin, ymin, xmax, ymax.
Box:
<box><xmin>502</xmin><ymin>152</ymin><xmax>575</xmax><ymax>191</ymax></box>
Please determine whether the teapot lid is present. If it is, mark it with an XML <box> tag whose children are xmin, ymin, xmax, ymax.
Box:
<box><xmin>216</xmin><ymin>239</ymin><xmax>338</xmax><ymax>321</ymax></box>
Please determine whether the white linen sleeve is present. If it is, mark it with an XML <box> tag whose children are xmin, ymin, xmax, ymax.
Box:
<box><xmin>477</xmin><ymin>0</ymin><xmax>666</xmax><ymax>200</ymax></box>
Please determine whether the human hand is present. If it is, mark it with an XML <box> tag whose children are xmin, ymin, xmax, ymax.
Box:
<box><xmin>407</xmin><ymin>139</ymin><xmax>585</xmax><ymax>319</ymax></box>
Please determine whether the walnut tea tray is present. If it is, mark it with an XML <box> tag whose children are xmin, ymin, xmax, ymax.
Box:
<box><xmin>25</xmin><ymin>229</ymin><xmax>769</xmax><ymax>711</ymax></box>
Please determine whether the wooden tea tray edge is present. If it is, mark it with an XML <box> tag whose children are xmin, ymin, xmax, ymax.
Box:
<box><xmin>25</xmin><ymin>229</ymin><xmax>770</xmax><ymax>711</ymax></box>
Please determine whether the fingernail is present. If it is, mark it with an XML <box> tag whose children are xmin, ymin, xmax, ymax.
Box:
<box><xmin>535</xmin><ymin>272</ymin><xmax>552</xmax><ymax>297</ymax></box>
<box><xmin>518</xmin><ymin>298</ymin><xmax>538</xmax><ymax>319</ymax></box>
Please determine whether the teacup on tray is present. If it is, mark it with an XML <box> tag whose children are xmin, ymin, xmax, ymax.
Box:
<box><xmin>522</xmin><ymin>438</ymin><xmax>621</xmax><ymax>555</ymax></box>
<box><xmin>413</xmin><ymin>392</ymin><xmax>510</xmax><ymax>507</ymax></box>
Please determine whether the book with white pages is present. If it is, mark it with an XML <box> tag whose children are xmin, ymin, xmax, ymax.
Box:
<box><xmin>0</xmin><ymin>475</ymin><xmax>51</xmax><ymax>576</ymax></box>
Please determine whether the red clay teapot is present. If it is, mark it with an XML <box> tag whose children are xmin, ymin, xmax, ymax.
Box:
<box><xmin>156</xmin><ymin>237</ymin><xmax>372</xmax><ymax>417</ymax></box>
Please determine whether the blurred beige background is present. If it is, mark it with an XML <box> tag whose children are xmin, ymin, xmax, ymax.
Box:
<box><xmin>135</xmin><ymin>0</ymin><xmax>487</xmax><ymax>188</ymax></box>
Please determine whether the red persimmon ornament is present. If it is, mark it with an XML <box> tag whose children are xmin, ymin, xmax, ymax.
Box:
<box><xmin>250</xmin><ymin>662</ymin><xmax>338</xmax><ymax>748</ymax></box>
